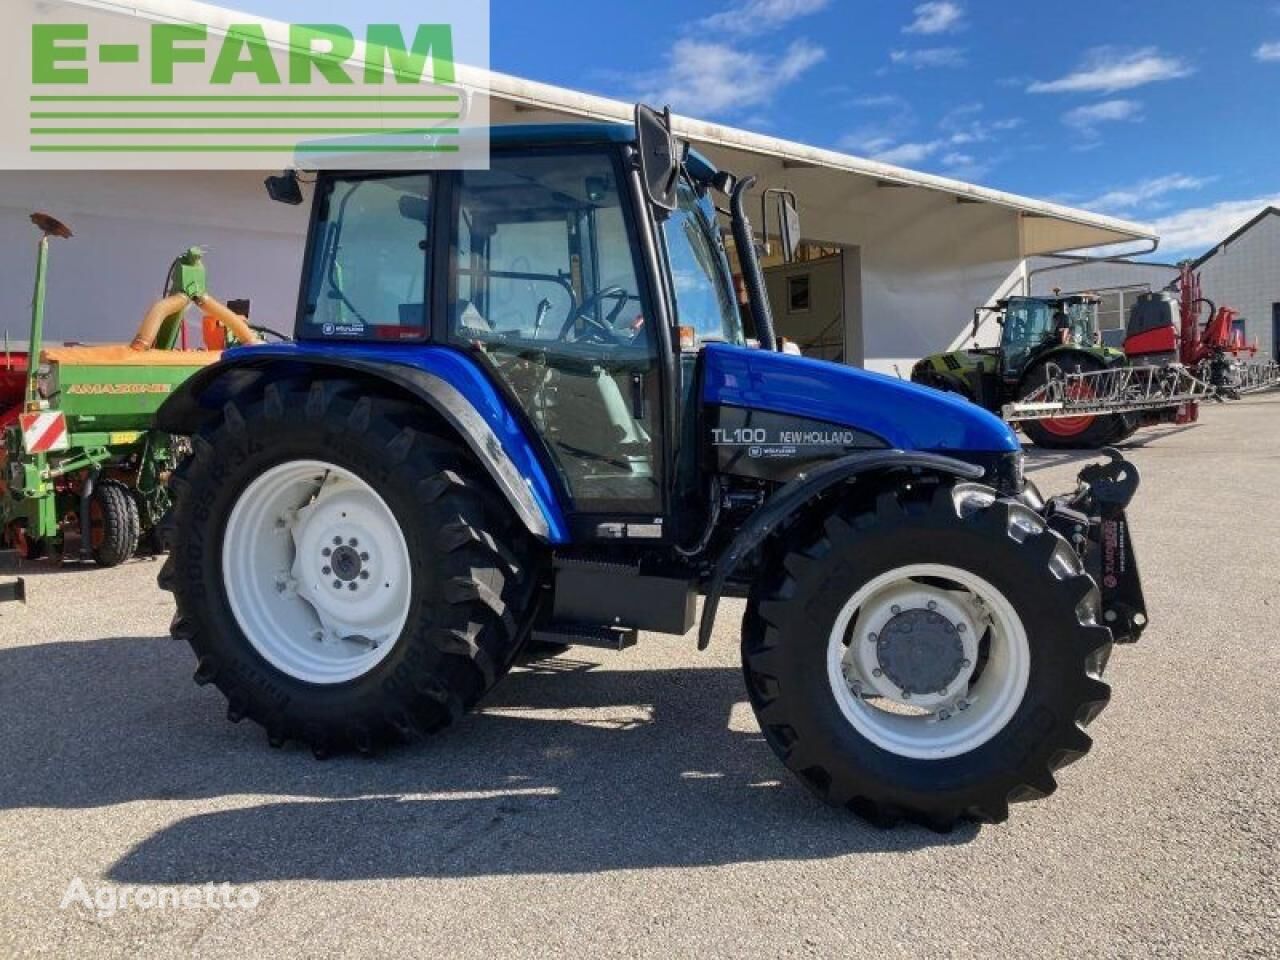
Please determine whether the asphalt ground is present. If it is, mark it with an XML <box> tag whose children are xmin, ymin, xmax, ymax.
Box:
<box><xmin>1</xmin><ymin>394</ymin><xmax>1278</xmax><ymax>959</ymax></box>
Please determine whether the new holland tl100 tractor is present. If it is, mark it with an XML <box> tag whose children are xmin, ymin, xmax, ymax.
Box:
<box><xmin>912</xmin><ymin>294</ymin><xmax>1137</xmax><ymax>449</ymax></box>
<box><xmin>158</xmin><ymin>107</ymin><xmax>1147</xmax><ymax>829</ymax></box>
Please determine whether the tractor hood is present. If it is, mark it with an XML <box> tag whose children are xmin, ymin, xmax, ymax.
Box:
<box><xmin>702</xmin><ymin>343</ymin><xmax>1019</xmax><ymax>453</ymax></box>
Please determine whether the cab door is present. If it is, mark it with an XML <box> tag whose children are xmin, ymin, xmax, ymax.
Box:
<box><xmin>445</xmin><ymin>147</ymin><xmax>667</xmax><ymax>529</ymax></box>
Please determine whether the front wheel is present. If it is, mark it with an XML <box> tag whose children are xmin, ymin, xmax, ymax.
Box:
<box><xmin>743</xmin><ymin>480</ymin><xmax>1112</xmax><ymax>829</ymax></box>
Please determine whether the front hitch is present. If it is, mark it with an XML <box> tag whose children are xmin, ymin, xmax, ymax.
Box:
<box><xmin>1042</xmin><ymin>449</ymin><xmax>1148</xmax><ymax>644</ymax></box>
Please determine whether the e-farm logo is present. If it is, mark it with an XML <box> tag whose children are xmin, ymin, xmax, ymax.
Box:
<box><xmin>5</xmin><ymin>0</ymin><xmax>490</xmax><ymax>170</ymax></box>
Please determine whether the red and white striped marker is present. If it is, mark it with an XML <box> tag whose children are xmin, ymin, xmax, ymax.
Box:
<box><xmin>19</xmin><ymin>412</ymin><xmax>69</xmax><ymax>454</ymax></box>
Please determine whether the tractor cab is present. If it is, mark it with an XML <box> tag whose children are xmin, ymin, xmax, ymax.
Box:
<box><xmin>995</xmin><ymin>294</ymin><xmax>1101</xmax><ymax>385</ymax></box>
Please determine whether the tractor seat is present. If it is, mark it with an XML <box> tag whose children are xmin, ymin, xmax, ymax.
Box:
<box><xmin>41</xmin><ymin>345</ymin><xmax>224</xmax><ymax>367</ymax></box>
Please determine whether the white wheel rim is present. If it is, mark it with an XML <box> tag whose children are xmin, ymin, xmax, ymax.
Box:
<box><xmin>221</xmin><ymin>460</ymin><xmax>412</xmax><ymax>685</ymax></box>
<box><xmin>826</xmin><ymin>563</ymin><xmax>1030</xmax><ymax>760</ymax></box>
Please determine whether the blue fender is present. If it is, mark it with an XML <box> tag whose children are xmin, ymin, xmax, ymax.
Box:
<box><xmin>156</xmin><ymin>342</ymin><xmax>570</xmax><ymax>544</ymax></box>
<box><xmin>702</xmin><ymin>343</ymin><xmax>1019</xmax><ymax>453</ymax></box>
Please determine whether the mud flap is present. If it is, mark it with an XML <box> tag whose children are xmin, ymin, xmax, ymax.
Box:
<box><xmin>1044</xmin><ymin>449</ymin><xmax>1148</xmax><ymax>644</ymax></box>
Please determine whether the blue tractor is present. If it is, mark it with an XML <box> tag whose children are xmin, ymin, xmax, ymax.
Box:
<box><xmin>157</xmin><ymin>107</ymin><xmax>1147</xmax><ymax>828</ymax></box>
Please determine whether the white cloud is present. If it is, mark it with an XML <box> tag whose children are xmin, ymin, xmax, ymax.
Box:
<box><xmin>940</xmin><ymin>151</ymin><xmax>992</xmax><ymax>181</ymax></box>
<box><xmin>637</xmin><ymin>39</ymin><xmax>825</xmax><ymax>115</ymax></box>
<box><xmin>1149</xmin><ymin>198</ymin><xmax>1280</xmax><ymax>256</ymax></box>
<box><xmin>904</xmin><ymin>2</ymin><xmax>964</xmax><ymax>34</ymax></box>
<box><xmin>872</xmin><ymin>140</ymin><xmax>944</xmax><ymax>165</ymax></box>
<box><xmin>1256</xmin><ymin>42</ymin><xmax>1280</xmax><ymax>61</ymax></box>
<box><xmin>700</xmin><ymin>0</ymin><xmax>829</xmax><ymax>35</ymax></box>
<box><xmin>1029</xmin><ymin>47</ymin><xmax>1193</xmax><ymax>94</ymax></box>
<box><xmin>851</xmin><ymin>93</ymin><xmax>910</xmax><ymax>109</ymax></box>
<box><xmin>1082</xmin><ymin>174</ymin><xmax>1212</xmax><ymax>214</ymax></box>
<box><xmin>890</xmin><ymin>47</ymin><xmax>967</xmax><ymax>69</ymax></box>
<box><xmin>1062</xmin><ymin>99</ymin><xmax>1143</xmax><ymax>134</ymax></box>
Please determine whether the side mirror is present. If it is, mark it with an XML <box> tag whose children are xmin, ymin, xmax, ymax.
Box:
<box><xmin>635</xmin><ymin>104</ymin><xmax>680</xmax><ymax>212</ymax></box>
<box><xmin>779</xmin><ymin>192</ymin><xmax>801</xmax><ymax>263</ymax></box>
<box><xmin>759</xmin><ymin>189</ymin><xmax>802</xmax><ymax>263</ymax></box>
<box><xmin>265</xmin><ymin>171</ymin><xmax>304</xmax><ymax>206</ymax></box>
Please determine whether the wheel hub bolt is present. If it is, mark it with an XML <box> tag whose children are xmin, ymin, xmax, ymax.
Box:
<box><xmin>927</xmin><ymin>601</ymin><xmax>937</xmax><ymax>611</ymax></box>
<box><xmin>360</xmin><ymin>552</ymin><xmax>370</xmax><ymax>562</ymax></box>
<box><xmin>322</xmin><ymin>547</ymin><xmax>332</xmax><ymax>558</ymax></box>
<box><xmin>348</xmin><ymin>583</ymin><xmax>358</xmax><ymax>592</ymax></box>
<box><xmin>333</xmin><ymin>536</ymin><xmax>343</xmax><ymax>546</ymax></box>
<box><xmin>891</xmin><ymin>605</ymin><xmax>901</xmax><ymax>615</ymax></box>
<box><xmin>868</xmin><ymin>632</ymin><xmax>878</xmax><ymax>643</ymax></box>
<box><xmin>322</xmin><ymin>566</ymin><xmax>332</xmax><ymax>576</ymax></box>
<box><xmin>872</xmin><ymin>668</ymin><xmax>883</xmax><ymax>678</ymax></box>
<box><xmin>332</xmin><ymin>579</ymin><xmax>342</xmax><ymax>590</ymax></box>
<box><xmin>359</xmin><ymin>571</ymin><xmax>370</xmax><ymax>581</ymax></box>
<box><xmin>957</xmin><ymin>624</ymin><xmax>966</xmax><ymax>633</ymax></box>
<box><xmin>349</xmin><ymin>538</ymin><xmax>359</xmax><ymax>548</ymax></box>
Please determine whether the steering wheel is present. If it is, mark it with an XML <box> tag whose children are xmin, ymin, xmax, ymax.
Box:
<box><xmin>557</xmin><ymin>286</ymin><xmax>631</xmax><ymax>343</ymax></box>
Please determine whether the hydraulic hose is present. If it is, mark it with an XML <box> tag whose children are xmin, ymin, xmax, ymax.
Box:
<box><xmin>193</xmin><ymin>293</ymin><xmax>262</xmax><ymax>346</ymax></box>
<box><xmin>730</xmin><ymin>176</ymin><xmax>778</xmax><ymax>352</ymax></box>
<box><xmin>131</xmin><ymin>293</ymin><xmax>192</xmax><ymax>351</ymax></box>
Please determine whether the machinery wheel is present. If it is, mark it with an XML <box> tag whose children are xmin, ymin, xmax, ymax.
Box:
<box><xmin>743</xmin><ymin>480</ymin><xmax>1112</xmax><ymax>830</ymax></box>
<box><xmin>90</xmin><ymin>479</ymin><xmax>141</xmax><ymax>567</ymax></box>
<box><xmin>1020</xmin><ymin>356</ymin><xmax>1126</xmax><ymax>450</ymax></box>
<box><xmin>159</xmin><ymin>380</ymin><xmax>539</xmax><ymax>756</ymax></box>
<box><xmin>1106</xmin><ymin>415</ymin><xmax>1141</xmax><ymax>445</ymax></box>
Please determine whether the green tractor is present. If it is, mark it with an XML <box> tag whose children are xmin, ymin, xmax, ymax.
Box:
<box><xmin>0</xmin><ymin>214</ymin><xmax>254</xmax><ymax>567</ymax></box>
<box><xmin>911</xmin><ymin>294</ymin><xmax>1135</xmax><ymax>449</ymax></box>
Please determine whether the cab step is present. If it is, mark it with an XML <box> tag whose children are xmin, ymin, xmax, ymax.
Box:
<box><xmin>531</xmin><ymin>624</ymin><xmax>638</xmax><ymax>652</ymax></box>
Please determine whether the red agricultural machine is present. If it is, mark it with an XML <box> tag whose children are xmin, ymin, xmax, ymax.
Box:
<box><xmin>1126</xmin><ymin>264</ymin><xmax>1280</xmax><ymax>396</ymax></box>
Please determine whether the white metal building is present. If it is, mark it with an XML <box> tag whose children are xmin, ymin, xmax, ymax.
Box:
<box><xmin>0</xmin><ymin>0</ymin><xmax>1158</xmax><ymax>375</ymax></box>
<box><xmin>1192</xmin><ymin>208</ymin><xmax>1280</xmax><ymax>362</ymax></box>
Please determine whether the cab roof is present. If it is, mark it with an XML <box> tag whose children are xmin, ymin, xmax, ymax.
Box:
<box><xmin>491</xmin><ymin>123</ymin><xmax>720</xmax><ymax>183</ymax></box>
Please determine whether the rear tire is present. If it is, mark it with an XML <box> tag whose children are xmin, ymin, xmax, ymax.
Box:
<box><xmin>1020</xmin><ymin>356</ymin><xmax>1126</xmax><ymax>450</ymax></box>
<box><xmin>159</xmin><ymin>379</ymin><xmax>540</xmax><ymax>756</ymax></box>
<box><xmin>90</xmin><ymin>479</ymin><xmax>141</xmax><ymax>568</ymax></box>
<box><xmin>743</xmin><ymin>480</ymin><xmax>1112</xmax><ymax>829</ymax></box>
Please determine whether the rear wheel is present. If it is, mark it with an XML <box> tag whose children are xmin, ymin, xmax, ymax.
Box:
<box><xmin>160</xmin><ymin>380</ymin><xmax>540</xmax><ymax>756</ymax></box>
<box><xmin>743</xmin><ymin>480</ymin><xmax>1112</xmax><ymax>829</ymax></box>
<box><xmin>1020</xmin><ymin>356</ymin><xmax>1125</xmax><ymax>450</ymax></box>
<box><xmin>90</xmin><ymin>479</ymin><xmax>141</xmax><ymax>567</ymax></box>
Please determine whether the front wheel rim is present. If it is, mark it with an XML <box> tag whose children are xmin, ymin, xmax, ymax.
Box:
<box><xmin>221</xmin><ymin>460</ymin><xmax>412</xmax><ymax>686</ymax></box>
<box><xmin>826</xmin><ymin>563</ymin><xmax>1031</xmax><ymax>760</ymax></box>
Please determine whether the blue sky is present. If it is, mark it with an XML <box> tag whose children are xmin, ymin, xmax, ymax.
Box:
<box><xmin>234</xmin><ymin>0</ymin><xmax>1279</xmax><ymax>259</ymax></box>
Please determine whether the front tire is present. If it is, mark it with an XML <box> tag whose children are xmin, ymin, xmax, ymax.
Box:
<box><xmin>160</xmin><ymin>380</ymin><xmax>539</xmax><ymax>756</ymax></box>
<box><xmin>743</xmin><ymin>480</ymin><xmax>1112</xmax><ymax>829</ymax></box>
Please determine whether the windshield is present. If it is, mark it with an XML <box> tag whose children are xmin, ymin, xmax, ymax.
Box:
<box><xmin>663</xmin><ymin>180</ymin><xmax>744</xmax><ymax>346</ymax></box>
<box><xmin>1001</xmin><ymin>297</ymin><xmax>1096</xmax><ymax>367</ymax></box>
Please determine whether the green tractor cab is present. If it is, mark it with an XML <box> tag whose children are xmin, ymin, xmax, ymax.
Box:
<box><xmin>912</xmin><ymin>294</ymin><xmax>1134</xmax><ymax>449</ymax></box>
